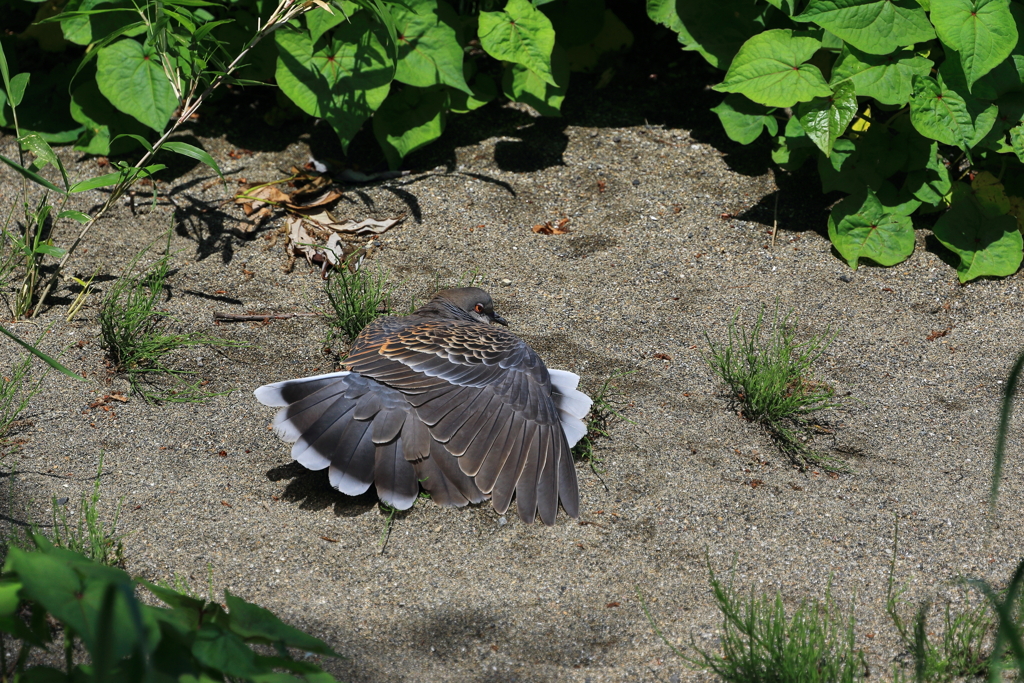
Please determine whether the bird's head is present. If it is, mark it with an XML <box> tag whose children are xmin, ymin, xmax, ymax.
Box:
<box><xmin>432</xmin><ymin>287</ymin><xmax>508</xmax><ymax>326</ymax></box>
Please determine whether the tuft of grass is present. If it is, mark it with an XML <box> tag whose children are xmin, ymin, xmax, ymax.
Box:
<box><xmin>572</xmin><ymin>370</ymin><xmax>633</xmax><ymax>474</ymax></box>
<box><xmin>705</xmin><ymin>302</ymin><xmax>843</xmax><ymax>470</ymax></box>
<box><xmin>641</xmin><ymin>562</ymin><xmax>865</xmax><ymax>683</ymax></box>
<box><xmin>51</xmin><ymin>453</ymin><xmax>125</xmax><ymax>567</ymax></box>
<box><xmin>0</xmin><ymin>340</ymin><xmax>48</xmax><ymax>444</ymax></box>
<box><xmin>99</xmin><ymin>234</ymin><xmax>244</xmax><ymax>402</ymax></box>
<box><xmin>323</xmin><ymin>255</ymin><xmax>393</xmax><ymax>344</ymax></box>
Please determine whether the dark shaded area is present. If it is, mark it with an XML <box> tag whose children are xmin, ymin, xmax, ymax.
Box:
<box><xmin>266</xmin><ymin>461</ymin><xmax>379</xmax><ymax>517</ymax></box>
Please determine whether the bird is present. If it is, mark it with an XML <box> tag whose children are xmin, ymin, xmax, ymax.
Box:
<box><xmin>254</xmin><ymin>287</ymin><xmax>592</xmax><ymax>525</ymax></box>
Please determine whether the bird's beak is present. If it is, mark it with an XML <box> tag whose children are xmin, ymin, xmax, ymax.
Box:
<box><xmin>491</xmin><ymin>312</ymin><xmax>509</xmax><ymax>326</ymax></box>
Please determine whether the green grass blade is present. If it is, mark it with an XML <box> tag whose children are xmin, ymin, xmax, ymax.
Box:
<box><xmin>0</xmin><ymin>324</ymin><xmax>83</xmax><ymax>380</ymax></box>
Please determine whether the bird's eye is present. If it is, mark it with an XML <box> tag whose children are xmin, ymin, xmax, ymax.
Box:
<box><xmin>474</xmin><ymin>304</ymin><xmax>484</xmax><ymax>314</ymax></box>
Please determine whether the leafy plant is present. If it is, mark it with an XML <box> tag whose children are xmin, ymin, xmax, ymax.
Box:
<box><xmin>705</xmin><ymin>302</ymin><xmax>842</xmax><ymax>470</ymax></box>
<box><xmin>99</xmin><ymin>233</ymin><xmax>245</xmax><ymax>402</ymax></box>
<box><xmin>0</xmin><ymin>535</ymin><xmax>342</xmax><ymax>682</ymax></box>
<box><xmin>641</xmin><ymin>562</ymin><xmax>865</xmax><ymax>683</ymax></box>
<box><xmin>654</xmin><ymin>0</ymin><xmax>1024</xmax><ymax>283</ymax></box>
<box><xmin>50</xmin><ymin>453</ymin><xmax>125</xmax><ymax>567</ymax></box>
<box><xmin>323</xmin><ymin>255</ymin><xmax>393</xmax><ymax>344</ymax></box>
<box><xmin>571</xmin><ymin>369</ymin><xmax>632</xmax><ymax>474</ymax></box>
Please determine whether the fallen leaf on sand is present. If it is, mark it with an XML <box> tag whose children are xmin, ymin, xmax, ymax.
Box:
<box><xmin>533</xmin><ymin>218</ymin><xmax>570</xmax><ymax>235</ymax></box>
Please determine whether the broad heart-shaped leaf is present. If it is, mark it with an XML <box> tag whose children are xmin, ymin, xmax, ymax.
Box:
<box><xmin>479</xmin><ymin>0</ymin><xmax>557</xmax><ymax>86</ymax></box>
<box><xmin>827</xmin><ymin>188</ymin><xmax>916</xmax><ymax>269</ymax></box>
<box><xmin>646</xmin><ymin>0</ymin><xmax>768</xmax><ymax>70</ymax></box>
<box><xmin>500</xmin><ymin>43</ymin><xmax>569</xmax><ymax>116</ymax></box>
<box><xmin>373</xmin><ymin>84</ymin><xmax>448</xmax><ymax>168</ymax></box>
<box><xmin>391</xmin><ymin>0</ymin><xmax>472</xmax><ymax>94</ymax></box>
<box><xmin>275</xmin><ymin>13</ymin><xmax>393</xmax><ymax>151</ymax></box>
<box><xmin>4</xmin><ymin>544</ymin><xmax>147</xmax><ymax>663</ymax></box>
<box><xmin>795</xmin><ymin>80</ymin><xmax>857</xmax><ymax>156</ymax></box>
<box><xmin>96</xmin><ymin>39</ymin><xmax>177</xmax><ymax>132</ymax></box>
<box><xmin>795</xmin><ymin>0</ymin><xmax>935</xmax><ymax>54</ymax></box>
<box><xmin>930</xmin><ymin>0</ymin><xmax>1018</xmax><ymax>90</ymax></box>
<box><xmin>224</xmin><ymin>590</ymin><xmax>339</xmax><ymax>656</ymax></box>
<box><xmin>711</xmin><ymin>94</ymin><xmax>779</xmax><ymax>144</ymax></box>
<box><xmin>714</xmin><ymin>29</ymin><xmax>832</xmax><ymax>107</ymax></box>
<box><xmin>910</xmin><ymin>74</ymin><xmax>997</xmax><ymax>151</ymax></box>
<box><xmin>830</xmin><ymin>44</ymin><xmax>933</xmax><ymax>104</ymax></box>
<box><xmin>71</xmin><ymin>74</ymin><xmax>153</xmax><ymax>155</ymax></box>
<box><xmin>933</xmin><ymin>193</ymin><xmax>1023</xmax><ymax>282</ymax></box>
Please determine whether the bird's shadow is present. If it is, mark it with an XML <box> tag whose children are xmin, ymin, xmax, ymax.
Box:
<box><xmin>266</xmin><ymin>461</ymin><xmax>377</xmax><ymax>517</ymax></box>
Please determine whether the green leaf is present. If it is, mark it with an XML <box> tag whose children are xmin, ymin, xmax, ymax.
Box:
<box><xmin>59</xmin><ymin>210</ymin><xmax>92</xmax><ymax>223</ymax></box>
<box><xmin>448</xmin><ymin>72</ymin><xmax>497</xmax><ymax>113</ymax></box>
<box><xmin>713</xmin><ymin>29</ymin><xmax>832</xmax><ymax>107</ymax></box>
<box><xmin>909</xmin><ymin>74</ymin><xmax>996</xmax><ymax>152</ymax></box>
<box><xmin>19</xmin><ymin>133</ymin><xmax>66</xmax><ymax>188</ymax></box>
<box><xmin>96</xmin><ymin>39</ymin><xmax>177</xmax><ymax>132</ymax></box>
<box><xmin>35</xmin><ymin>243</ymin><xmax>67</xmax><ymax>258</ymax></box>
<box><xmin>9</xmin><ymin>72</ymin><xmax>29</xmax><ymax>108</ymax></box>
<box><xmin>162</xmin><ymin>141</ymin><xmax>223</xmax><ymax>179</ymax></box>
<box><xmin>646</xmin><ymin>0</ymin><xmax>768</xmax><ymax>70</ymax></box>
<box><xmin>70</xmin><ymin>78</ymin><xmax>153</xmax><ymax>156</ymax></box>
<box><xmin>1011</xmin><ymin>123</ymin><xmax>1024</xmax><ymax>161</ymax></box>
<box><xmin>500</xmin><ymin>42</ymin><xmax>568</xmax><ymax>116</ymax></box>
<box><xmin>711</xmin><ymin>94</ymin><xmax>779</xmax><ymax>144</ymax></box>
<box><xmin>225</xmin><ymin>591</ymin><xmax>339</xmax><ymax>655</ymax></box>
<box><xmin>192</xmin><ymin>626</ymin><xmax>261</xmax><ymax>678</ymax></box>
<box><xmin>0</xmin><ymin>153</ymin><xmax>65</xmax><ymax>193</ymax></box>
<box><xmin>275</xmin><ymin>14</ymin><xmax>393</xmax><ymax>151</ymax></box>
<box><xmin>795</xmin><ymin>80</ymin><xmax>857</xmax><ymax>156</ymax></box>
<box><xmin>794</xmin><ymin>0</ymin><xmax>935</xmax><ymax>54</ymax></box>
<box><xmin>4</xmin><ymin>544</ymin><xmax>144</xmax><ymax>660</ymax></box>
<box><xmin>58</xmin><ymin>0</ymin><xmax>140</xmax><ymax>46</ymax></box>
<box><xmin>68</xmin><ymin>164</ymin><xmax>166</xmax><ymax>194</ymax></box>
<box><xmin>930</xmin><ymin>0</ymin><xmax>1018</xmax><ymax>89</ymax></box>
<box><xmin>391</xmin><ymin>0</ymin><xmax>471</xmax><ymax>94</ymax></box>
<box><xmin>830</xmin><ymin>44</ymin><xmax>933</xmax><ymax>104</ymax></box>
<box><xmin>772</xmin><ymin>116</ymin><xmax>818</xmax><ymax>171</ymax></box>
<box><xmin>904</xmin><ymin>139</ymin><xmax>952</xmax><ymax>204</ymax></box>
<box><xmin>0</xmin><ymin>326</ymin><xmax>85</xmax><ymax>380</ymax></box>
<box><xmin>373</xmin><ymin>85</ymin><xmax>447</xmax><ymax>168</ymax></box>
<box><xmin>479</xmin><ymin>0</ymin><xmax>557</xmax><ymax>86</ymax></box>
<box><xmin>933</xmin><ymin>192</ymin><xmax>1023</xmax><ymax>282</ymax></box>
<box><xmin>827</xmin><ymin>187</ymin><xmax>916</xmax><ymax>269</ymax></box>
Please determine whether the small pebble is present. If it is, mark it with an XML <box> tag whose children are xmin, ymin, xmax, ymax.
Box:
<box><xmin>501</xmin><ymin>279</ymin><xmax>512</xmax><ymax>286</ymax></box>
<box><xmin>497</xmin><ymin>516</ymin><xmax>507</xmax><ymax>527</ymax></box>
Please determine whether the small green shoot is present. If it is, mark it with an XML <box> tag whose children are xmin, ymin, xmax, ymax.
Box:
<box><xmin>378</xmin><ymin>502</ymin><xmax>398</xmax><ymax>553</ymax></box>
<box><xmin>572</xmin><ymin>370</ymin><xmax>633</xmax><ymax>474</ymax></box>
<box><xmin>50</xmin><ymin>453</ymin><xmax>125</xmax><ymax>567</ymax></box>
<box><xmin>641</xmin><ymin>560</ymin><xmax>865</xmax><ymax>683</ymax></box>
<box><xmin>99</xmin><ymin>233</ymin><xmax>244</xmax><ymax>402</ymax></box>
<box><xmin>323</xmin><ymin>255</ymin><xmax>393</xmax><ymax>344</ymax></box>
<box><xmin>705</xmin><ymin>302</ymin><xmax>842</xmax><ymax>470</ymax></box>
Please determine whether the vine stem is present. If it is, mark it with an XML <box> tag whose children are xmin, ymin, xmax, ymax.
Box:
<box><xmin>32</xmin><ymin>0</ymin><xmax>318</xmax><ymax>317</ymax></box>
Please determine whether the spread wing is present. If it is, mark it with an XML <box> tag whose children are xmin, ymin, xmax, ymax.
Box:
<box><xmin>346</xmin><ymin>317</ymin><xmax>579</xmax><ymax>524</ymax></box>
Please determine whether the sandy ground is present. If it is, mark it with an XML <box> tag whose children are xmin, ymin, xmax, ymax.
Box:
<box><xmin>2</xmin><ymin>39</ymin><xmax>1024</xmax><ymax>683</ymax></box>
